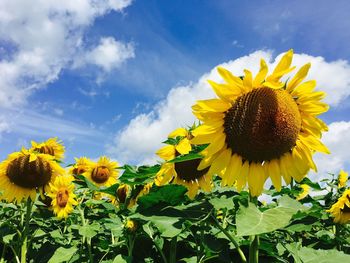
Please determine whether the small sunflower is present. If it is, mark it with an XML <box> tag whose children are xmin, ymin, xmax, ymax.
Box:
<box><xmin>191</xmin><ymin>50</ymin><xmax>329</xmax><ymax>197</ymax></box>
<box><xmin>156</xmin><ymin>127</ymin><xmax>192</xmax><ymax>161</ymax></box>
<box><xmin>125</xmin><ymin>219</ymin><xmax>137</xmax><ymax>232</ymax></box>
<box><xmin>0</xmin><ymin>148</ymin><xmax>65</xmax><ymax>202</ymax></box>
<box><xmin>296</xmin><ymin>184</ymin><xmax>310</xmax><ymax>201</ymax></box>
<box><xmin>30</xmin><ymin>138</ymin><xmax>65</xmax><ymax>161</ymax></box>
<box><xmin>155</xmin><ymin>128</ymin><xmax>212</xmax><ymax>199</ymax></box>
<box><xmin>47</xmin><ymin>175</ymin><xmax>78</xmax><ymax>219</ymax></box>
<box><xmin>338</xmin><ymin>170</ymin><xmax>348</xmax><ymax>188</ymax></box>
<box><xmin>69</xmin><ymin>157</ymin><xmax>94</xmax><ymax>176</ymax></box>
<box><xmin>84</xmin><ymin>156</ymin><xmax>119</xmax><ymax>187</ymax></box>
<box><xmin>327</xmin><ymin>189</ymin><xmax>350</xmax><ymax>224</ymax></box>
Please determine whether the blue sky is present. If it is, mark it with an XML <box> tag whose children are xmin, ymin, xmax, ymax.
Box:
<box><xmin>1</xmin><ymin>0</ymin><xmax>350</xmax><ymax>176</ymax></box>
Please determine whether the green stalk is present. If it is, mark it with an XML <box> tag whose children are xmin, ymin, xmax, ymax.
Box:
<box><xmin>169</xmin><ymin>237</ymin><xmax>177</xmax><ymax>263</ymax></box>
<box><xmin>21</xmin><ymin>199</ymin><xmax>33</xmax><ymax>263</ymax></box>
<box><xmin>211</xmin><ymin>215</ymin><xmax>247</xmax><ymax>263</ymax></box>
<box><xmin>152</xmin><ymin>238</ymin><xmax>167</xmax><ymax>263</ymax></box>
<box><xmin>249</xmin><ymin>235</ymin><xmax>259</xmax><ymax>263</ymax></box>
<box><xmin>78</xmin><ymin>206</ymin><xmax>93</xmax><ymax>262</ymax></box>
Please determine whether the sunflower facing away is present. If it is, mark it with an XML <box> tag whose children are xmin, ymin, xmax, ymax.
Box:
<box><xmin>327</xmin><ymin>189</ymin><xmax>350</xmax><ymax>224</ymax></box>
<box><xmin>296</xmin><ymin>184</ymin><xmax>310</xmax><ymax>201</ymax></box>
<box><xmin>84</xmin><ymin>156</ymin><xmax>119</xmax><ymax>187</ymax></box>
<box><xmin>155</xmin><ymin>128</ymin><xmax>212</xmax><ymax>199</ymax></box>
<box><xmin>47</xmin><ymin>175</ymin><xmax>78</xmax><ymax>219</ymax></box>
<box><xmin>191</xmin><ymin>50</ymin><xmax>329</xmax><ymax>197</ymax></box>
<box><xmin>338</xmin><ymin>170</ymin><xmax>348</xmax><ymax>188</ymax></box>
<box><xmin>30</xmin><ymin>137</ymin><xmax>65</xmax><ymax>161</ymax></box>
<box><xmin>0</xmin><ymin>148</ymin><xmax>65</xmax><ymax>202</ymax></box>
<box><xmin>69</xmin><ymin>157</ymin><xmax>93</xmax><ymax>176</ymax></box>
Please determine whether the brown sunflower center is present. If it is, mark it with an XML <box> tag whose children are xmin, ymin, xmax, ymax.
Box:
<box><xmin>35</xmin><ymin>146</ymin><xmax>55</xmax><ymax>156</ymax></box>
<box><xmin>6</xmin><ymin>155</ymin><xmax>52</xmax><ymax>189</ymax></box>
<box><xmin>224</xmin><ymin>87</ymin><xmax>301</xmax><ymax>162</ymax></box>
<box><xmin>91</xmin><ymin>166</ymin><xmax>110</xmax><ymax>183</ymax></box>
<box><xmin>116</xmin><ymin>185</ymin><xmax>128</xmax><ymax>203</ymax></box>
<box><xmin>174</xmin><ymin>158</ymin><xmax>210</xmax><ymax>182</ymax></box>
<box><xmin>72</xmin><ymin>166</ymin><xmax>86</xmax><ymax>175</ymax></box>
<box><xmin>56</xmin><ymin>189</ymin><xmax>69</xmax><ymax>208</ymax></box>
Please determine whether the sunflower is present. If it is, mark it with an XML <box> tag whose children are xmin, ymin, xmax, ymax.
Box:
<box><xmin>327</xmin><ymin>189</ymin><xmax>350</xmax><ymax>224</ymax></box>
<box><xmin>30</xmin><ymin>137</ymin><xmax>65</xmax><ymax>161</ymax></box>
<box><xmin>296</xmin><ymin>184</ymin><xmax>310</xmax><ymax>201</ymax></box>
<box><xmin>69</xmin><ymin>157</ymin><xmax>94</xmax><ymax>176</ymax></box>
<box><xmin>156</xmin><ymin>127</ymin><xmax>192</xmax><ymax>161</ymax></box>
<box><xmin>338</xmin><ymin>170</ymin><xmax>348</xmax><ymax>188</ymax></box>
<box><xmin>155</xmin><ymin>128</ymin><xmax>212</xmax><ymax>199</ymax></box>
<box><xmin>191</xmin><ymin>50</ymin><xmax>329</xmax><ymax>197</ymax></box>
<box><xmin>84</xmin><ymin>156</ymin><xmax>119</xmax><ymax>187</ymax></box>
<box><xmin>47</xmin><ymin>175</ymin><xmax>78</xmax><ymax>219</ymax></box>
<box><xmin>0</xmin><ymin>148</ymin><xmax>65</xmax><ymax>202</ymax></box>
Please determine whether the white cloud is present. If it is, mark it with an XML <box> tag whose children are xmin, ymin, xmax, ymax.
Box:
<box><xmin>75</xmin><ymin>37</ymin><xmax>135</xmax><ymax>72</ymax></box>
<box><xmin>107</xmin><ymin>50</ymin><xmax>350</xmax><ymax>166</ymax></box>
<box><xmin>0</xmin><ymin>0</ymin><xmax>132</xmax><ymax>107</ymax></box>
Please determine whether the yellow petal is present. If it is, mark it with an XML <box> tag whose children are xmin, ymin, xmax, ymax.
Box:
<box><xmin>286</xmin><ymin>63</ymin><xmax>311</xmax><ymax>92</ymax></box>
<box><xmin>217</xmin><ymin>66</ymin><xmax>243</xmax><ymax>88</ymax></box>
<box><xmin>208</xmin><ymin>149</ymin><xmax>232</xmax><ymax>176</ymax></box>
<box><xmin>156</xmin><ymin>145</ymin><xmax>176</xmax><ymax>161</ymax></box>
<box><xmin>248</xmin><ymin>162</ymin><xmax>266</xmax><ymax>197</ymax></box>
<box><xmin>201</xmin><ymin>133</ymin><xmax>226</xmax><ymax>157</ymax></box>
<box><xmin>236</xmin><ymin>161</ymin><xmax>249</xmax><ymax>192</ymax></box>
<box><xmin>198</xmin><ymin>151</ymin><xmax>220</xmax><ymax>170</ymax></box>
<box><xmin>253</xmin><ymin>59</ymin><xmax>268</xmax><ymax>87</ymax></box>
<box><xmin>267</xmin><ymin>159</ymin><xmax>282</xmax><ymax>191</ymax></box>
<box><xmin>176</xmin><ymin>138</ymin><xmax>192</xmax><ymax>155</ymax></box>
<box><xmin>208</xmin><ymin>80</ymin><xmax>238</xmax><ymax>102</ymax></box>
<box><xmin>243</xmin><ymin>69</ymin><xmax>253</xmax><ymax>91</ymax></box>
<box><xmin>196</xmin><ymin>99</ymin><xmax>232</xmax><ymax>113</ymax></box>
<box><xmin>168</xmin><ymin>128</ymin><xmax>187</xmax><ymax>138</ymax></box>
<box><xmin>270</xmin><ymin>49</ymin><xmax>294</xmax><ymax>79</ymax></box>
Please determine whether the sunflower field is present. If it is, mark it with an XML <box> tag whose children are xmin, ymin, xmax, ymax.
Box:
<box><xmin>1</xmin><ymin>50</ymin><xmax>350</xmax><ymax>263</ymax></box>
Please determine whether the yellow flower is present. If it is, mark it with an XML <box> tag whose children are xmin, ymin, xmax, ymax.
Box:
<box><xmin>84</xmin><ymin>156</ymin><xmax>119</xmax><ymax>187</ymax></box>
<box><xmin>338</xmin><ymin>170</ymin><xmax>348</xmax><ymax>188</ymax></box>
<box><xmin>30</xmin><ymin>137</ymin><xmax>65</xmax><ymax>160</ymax></box>
<box><xmin>0</xmin><ymin>148</ymin><xmax>65</xmax><ymax>202</ymax></box>
<box><xmin>128</xmin><ymin>182</ymin><xmax>153</xmax><ymax>207</ymax></box>
<box><xmin>125</xmin><ymin>219</ymin><xmax>137</xmax><ymax>232</ymax></box>
<box><xmin>156</xmin><ymin>127</ymin><xmax>193</xmax><ymax>161</ymax></box>
<box><xmin>47</xmin><ymin>175</ymin><xmax>78</xmax><ymax>219</ymax></box>
<box><xmin>327</xmin><ymin>189</ymin><xmax>350</xmax><ymax>224</ymax></box>
<box><xmin>69</xmin><ymin>157</ymin><xmax>94</xmax><ymax>176</ymax></box>
<box><xmin>191</xmin><ymin>50</ymin><xmax>329</xmax><ymax>197</ymax></box>
<box><xmin>296</xmin><ymin>184</ymin><xmax>310</xmax><ymax>200</ymax></box>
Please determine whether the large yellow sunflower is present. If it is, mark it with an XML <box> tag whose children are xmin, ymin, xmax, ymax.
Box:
<box><xmin>0</xmin><ymin>148</ymin><xmax>65</xmax><ymax>202</ymax></box>
<box><xmin>84</xmin><ymin>156</ymin><xmax>119</xmax><ymax>187</ymax></box>
<box><xmin>30</xmin><ymin>137</ymin><xmax>65</xmax><ymax>161</ymax></box>
<box><xmin>155</xmin><ymin>128</ymin><xmax>212</xmax><ymax>199</ymax></box>
<box><xmin>47</xmin><ymin>175</ymin><xmax>78</xmax><ymax>219</ymax></box>
<box><xmin>69</xmin><ymin>157</ymin><xmax>94</xmax><ymax>176</ymax></box>
<box><xmin>191</xmin><ymin>50</ymin><xmax>329</xmax><ymax>197</ymax></box>
<box><xmin>327</xmin><ymin>189</ymin><xmax>350</xmax><ymax>224</ymax></box>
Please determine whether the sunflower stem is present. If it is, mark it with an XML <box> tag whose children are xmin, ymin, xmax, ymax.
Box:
<box><xmin>169</xmin><ymin>237</ymin><xmax>177</xmax><ymax>263</ymax></box>
<box><xmin>21</xmin><ymin>198</ymin><xmax>33</xmax><ymax>263</ymax></box>
<box><xmin>335</xmin><ymin>224</ymin><xmax>342</xmax><ymax>251</ymax></box>
<box><xmin>211</xmin><ymin>214</ymin><xmax>247</xmax><ymax>263</ymax></box>
<box><xmin>249</xmin><ymin>235</ymin><xmax>259</xmax><ymax>263</ymax></box>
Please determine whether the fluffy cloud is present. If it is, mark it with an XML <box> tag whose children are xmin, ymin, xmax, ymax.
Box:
<box><xmin>0</xmin><ymin>0</ymin><xmax>132</xmax><ymax>107</ymax></box>
<box><xmin>76</xmin><ymin>37</ymin><xmax>135</xmax><ymax>72</ymax></box>
<box><xmin>108</xmin><ymin>50</ymin><xmax>350</xmax><ymax>166</ymax></box>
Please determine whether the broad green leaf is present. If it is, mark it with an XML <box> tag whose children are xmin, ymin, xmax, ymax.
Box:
<box><xmin>286</xmin><ymin>223</ymin><xmax>313</xmax><ymax>233</ymax></box>
<box><xmin>76</xmin><ymin>175</ymin><xmax>99</xmax><ymax>191</ymax></box>
<box><xmin>168</xmin><ymin>153</ymin><xmax>203</xmax><ymax>163</ymax></box>
<box><xmin>79</xmin><ymin>223</ymin><xmax>100</xmax><ymax>239</ymax></box>
<box><xmin>236</xmin><ymin>196</ymin><xmax>306</xmax><ymax>236</ymax></box>
<box><xmin>48</xmin><ymin>246</ymin><xmax>78</xmax><ymax>263</ymax></box>
<box><xmin>112</xmin><ymin>255</ymin><xmax>127</xmax><ymax>263</ymax></box>
<box><xmin>209</xmin><ymin>195</ymin><xmax>235</xmax><ymax>211</ymax></box>
<box><xmin>98</xmin><ymin>183</ymin><xmax>120</xmax><ymax>196</ymax></box>
<box><xmin>137</xmin><ymin>185</ymin><xmax>187</xmax><ymax>211</ymax></box>
<box><xmin>135</xmin><ymin>214</ymin><xmax>181</xmax><ymax>238</ymax></box>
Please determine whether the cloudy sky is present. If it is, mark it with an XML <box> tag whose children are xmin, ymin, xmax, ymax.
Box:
<box><xmin>1</xmin><ymin>0</ymin><xmax>350</xmax><ymax>179</ymax></box>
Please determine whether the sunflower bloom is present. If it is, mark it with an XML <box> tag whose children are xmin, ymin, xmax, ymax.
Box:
<box><xmin>191</xmin><ymin>50</ymin><xmax>329</xmax><ymax>197</ymax></box>
<box><xmin>47</xmin><ymin>175</ymin><xmax>78</xmax><ymax>219</ymax></box>
<box><xmin>30</xmin><ymin>137</ymin><xmax>65</xmax><ymax>161</ymax></box>
<box><xmin>296</xmin><ymin>184</ymin><xmax>310</xmax><ymax>200</ymax></box>
<box><xmin>327</xmin><ymin>189</ymin><xmax>350</xmax><ymax>224</ymax></box>
<box><xmin>69</xmin><ymin>157</ymin><xmax>94</xmax><ymax>176</ymax></box>
<box><xmin>338</xmin><ymin>170</ymin><xmax>348</xmax><ymax>188</ymax></box>
<box><xmin>155</xmin><ymin>128</ymin><xmax>212</xmax><ymax>199</ymax></box>
<box><xmin>0</xmin><ymin>148</ymin><xmax>65</xmax><ymax>202</ymax></box>
<box><xmin>84</xmin><ymin>156</ymin><xmax>119</xmax><ymax>187</ymax></box>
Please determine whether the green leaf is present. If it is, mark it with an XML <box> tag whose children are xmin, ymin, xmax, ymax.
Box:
<box><xmin>76</xmin><ymin>175</ymin><xmax>99</xmax><ymax>191</ymax></box>
<box><xmin>236</xmin><ymin>196</ymin><xmax>306</xmax><ymax>236</ymax></box>
<box><xmin>137</xmin><ymin>185</ymin><xmax>187</xmax><ymax>211</ymax></box>
<box><xmin>48</xmin><ymin>246</ymin><xmax>78</xmax><ymax>263</ymax></box>
<box><xmin>168</xmin><ymin>153</ymin><xmax>203</xmax><ymax>163</ymax></box>
<box><xmin>2</xmin><ymin>233</ymin><xmax>16</xmax><ymax>244</ymax></box>
<box><xmin>98</xmin><ymin>183</ymin><xmax>120</xmax><ymax>196</ymax></box>
<box><xmin>112</xmin><ymin>255</ymin><xmax>127</xmax><ymax>263</ymax></box>
<box><xmin>119</xmin><ymin>165</ymin><xmax>160</xmax><ymax>185</ymax></box>
<box><xmin>134</xmin><ymin>214</ymin><xmax>181</xmax><ymax>238</ymax></box>
<box><xmin>79</xmin><ymin>223</ymin><xmax>100</xmax><ymax>239</ymax></box>
<box><xmin>209</xmin><ymin>195</ymin><xmax>235</xmax><ymax>211</ymax></box>
<box><xmin>286</xmin><ymin>223</ymin><xmax>313</xmax><ymax>233</ymax></box>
